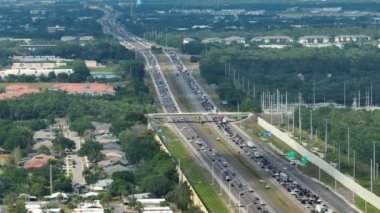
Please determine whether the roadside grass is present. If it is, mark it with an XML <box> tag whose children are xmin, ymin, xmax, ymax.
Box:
<box><xmin>160</xmin><ymin>126</ymin><xmax>229</xmax><ymax>213</ymax></box>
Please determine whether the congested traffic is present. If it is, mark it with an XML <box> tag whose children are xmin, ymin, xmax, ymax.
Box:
<box><xmin>165</xmin><ymin>50</ymin><xmax>334</xmax><ymax>213</ymax></box>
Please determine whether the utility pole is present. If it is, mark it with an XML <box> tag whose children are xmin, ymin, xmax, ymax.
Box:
<box><xmin>347</xmin><ymin>127</ymin><xmax>350</xmax><ymax>164</ymax></box>
<box><xmin>299</xmin><ymin>105</ymin><xmax>302</xmax><ymax>144</ymax></box>
<box><xmin>344</xmin><ymin>81</ymin><xmax>346</xmax><ymax>107</ymax></box>
<box><xmin>371</xmin><ymin>82</ymin><xmax>373</xmax><ymax>107</ymax></box>
<box><xmin>374</xmin><ymin>141</ymin><xmax>376</xmax><ymax>184</ymax></box>
<box><xmin>371</xmin><ymin>159</ymin><xmax>373</xmax><ymax>192</ymax></box>
<box><xmin>353</xmin><ymin>149</ymin><xmax>356</xmax><ymax>180</ymax></box>
<box><xmin>313</xmin><ymin>80</ymin><xmax>316</xmax><ymax>106</ymax></box>
<box><xmin>224</xmin><ymin>59</ymin><xmax>227</xmax><ymax>78</ymax></box>
<box><xmin>50</xmin><ymin>164</ymin><xmax>53</xmax><ymax>195</ymax></box>
<box><xmin>292</xmin><ymin>106</ymin><xmax>295</xmax><ymax>134</ymax></box>
<box><xmin>325</xmin><ymin>119</ymin><xmax>328</xmax><ymax>159</ymax></box>
<box><xmin>338</xmin><ymin>142</ymin><xmax>341</xmax><ymax>171</ymax></box>
<box><xmin>310</xmin><ymin>109</ymin><xmax>313</xmax><ymax>140</ymax></box>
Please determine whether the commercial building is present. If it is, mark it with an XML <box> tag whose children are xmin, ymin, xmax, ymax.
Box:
<box><xmin>334</xmin><ymin>35</ymin><xmax>370</xmax><ymax>43</ymax></box>
<box><xmin>47</xmin><ymin>25</ymin><xmax>65</xmax><ymax>33</ymax></box>
<box><xmin>252</xmin><ymin>36</ymin><xmax>294</xmax><ymax>43</ymax></box>
<box><xmin>52</xmin><ymin>83</ymin><xmax>115</xmax><ymax>96</ymax></box>
<box><xmin>0</xmin><ymin>84</ymin><xmax>40</xmax><ymax>101</ymax></box>
<box><xmin>298</xmin><ymin>35</ymin><xmax>330</xmax><ymax>44</ymax></box>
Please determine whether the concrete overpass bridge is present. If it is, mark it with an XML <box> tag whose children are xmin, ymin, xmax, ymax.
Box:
<box><xmin>146</xmin><ymin>112</ymin><xmax>254</xmax><ymax>123</ymax></box>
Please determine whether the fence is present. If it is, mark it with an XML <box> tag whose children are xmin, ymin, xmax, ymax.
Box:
<box><xmin>258</xmin><ymin>116</ymin><xmax>380</xmax><ymax>210</ymax></box>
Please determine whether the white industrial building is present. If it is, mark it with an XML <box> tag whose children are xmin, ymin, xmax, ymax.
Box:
<box><xmin>334</xmin><ymin>35</ymin><xmax>370</xmax><ymax>43</ymax></box>
<box><xmin>298</xmin><ymin>35</ymin><xmax>330</xmax><ymax>44</ymax></box>
<box><xmin>252</xmin><ymin>36</ymin><xmax>294</xmax><ymax>43</ymax></box>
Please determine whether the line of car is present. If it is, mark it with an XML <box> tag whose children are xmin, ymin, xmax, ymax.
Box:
<box><xmin>165</xmin><ymin>50</ymin><xmax>335</xmax><ymax>213</ymax></box>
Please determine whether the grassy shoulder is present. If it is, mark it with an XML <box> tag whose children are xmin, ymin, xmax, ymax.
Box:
<box><xmin>160</xmin><ymin>126</ymin><xmax>229</xmax><ymax>213</ymax></box>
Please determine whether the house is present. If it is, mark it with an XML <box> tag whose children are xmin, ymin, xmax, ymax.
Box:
<box><xmin>44</xmin><ymin>192</ymin><xmax>69</xmax><ymax>202</ymax></box>
<box><xmin>224</xmin><ymin>36</ymin><xmax>246</xmax><ymax>45</ymax></box>
<box><xmin>52</xmin><ymin>83</ymin><xmax>115</xmax><ymax>96</ymax></box>
<box><xmin>95</xmin><ymin>133</ymin><xmax>119</xmax><ymax>144</ymax></box>
<box><xmin>47</xmin><ymin>25</ymin><xmax>65</xmax><ymax>33</ymax></box>
<box><xmin>61</xmin><ymin>36</ymin><xmax>76</xmax><ymax>42</ymax></box>
<box><xmin>24</xmin><ymin>154</ymin><xmax>55</xmax><ymax>169</ymax></box>
<box><xmin>104</xmin><ymin>164</ymin><xmax>131</xmax><ymax>175</ymax></box>
<box><xmin>334</xmin><ymin>35</ymin><xmax>370</xmax><ymax>43</ymax></box>
<box><xmin>0</xmin><ymin>84</ymin><xmax>40</xmax><ymax>101</ymax></box>
<box><xmin>298</xmin><ymin>35</ymin><xmax>330</xmax><ymax>44</ymax></box>
<box><xmin>183</xmin><ymin>38</ymin><xmax>195</xmax><ymax>44</ymax></box>
<box><xmin>103</xmin><ymin>142</ymin><xmax>122</xmax><ymax>151</ymax></box>
<box><xmin>73</xmin><ymin>200</ymin><xmax>104</xmax><ymax>213</ymax></box>
<box><xmin>25</xmin><ymin>201</ymin><xmax>61</xmax><ymax>213</ymax></box>
<box><xmin>98</xmin><ymin>156</ymin><xmax>128</xmax><ymax>168</ymax></box>
<box><xmin>0</xmin><ymin>148</ymin><xmax>9</xmax><ymax>166</ymax></box>
<box><xmin>18</xmin><ymin>193</ymin><xmax>37</xmax><ymax>202</ymax></box>
<box><xmin>137</xmin><ymin>198</ymin><xmax>166</xmax><ymax>207</ymax></box>
<box><xmin>251</xmin><ymin>36</ymin><xmax>293</xmax><ymax>44</ymax></box>
<box><xmin>201</xmin><ymin>37</ymin><xmax>223</xmax><ymax>44</ymax></box>
<box><xmin>101</xmin><ymin>149</ymin><xmax>125</xmax><ymax>159</ymax></box>
<box><xmin>79</xmin><ymin>36</ymin><xmax>94</xmax><ymax>41</ymax></box>
<box><xmin>142</xmin><ymin>207</ymin><xmax>173</xmax><ymax>213</ymax></box>
<box><xmin>90</xmin><ymin>179</ymin><xmax>113</xmax><ymax>191</ymax></box>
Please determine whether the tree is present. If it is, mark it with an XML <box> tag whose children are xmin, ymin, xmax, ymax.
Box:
<box><xmin>4</xmin><ymin>126</ymin><xmax>33</xmax><ymax>151</ymax></box>
<box><xmin>78</xmin><ymin>140</ymin><xmax>104</xmax><ymax>163</ymax></box>
<box><xmin>166</xmin><ymin>183</ymin><xmax>191</xmax><ymax>210</ymax></box>
<box><xmin>52</xmin><ymin>135</ymin><xmax>75</xmax><ymax>155</ymax></box>
<box><xmin>140</xmin><ymin>175</ymin><xmax>171</xmax><ymax>197</ymax></box>
<box><xmin>37</xmin><ymin>145</ymin><xmax>51</xmax><ymax>155</ymax></box>
<box><xmin>5</xmin><ymin>194</ymin><xmax>27</xmax><ymax>213</ymax></box>
<box><xmin>119</xmin><ymin>129</ymin><xmax>159</xmax><ymax>164</ymax></box>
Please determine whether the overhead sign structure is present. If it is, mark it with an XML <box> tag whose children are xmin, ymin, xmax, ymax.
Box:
<box><xmin>287</xmin><ymin>151</ymin><xmax>296</xmax><ymax>159</ymax></box>
<box><xmin>301</xmin><ymin>156</ymin><xmax>309</xmax><ymax>165</ymax></box>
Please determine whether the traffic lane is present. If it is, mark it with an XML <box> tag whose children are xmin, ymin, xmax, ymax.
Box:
<box><xmin>165</xmin><ymin>52</ymin><xmax>301</xmax><ymax>212</ymax></box>
<box><xmin>231</xmin><ymin>123</ymin><xmax>357</xmax><ymax>213</ymax></box>
<box><xmin>174</xmin><ymin>122</ymin><xmax>269</xmax><ymax>213</ymax></box>
<box><xmin>182</xmin><ymin>122</ymin><xmax>276</xmax><ymax>213</ymax></box>
<box><xmin>167</xmin><ymin>49</ymin><xmax>347</xmax><ymax>213</ymax></box>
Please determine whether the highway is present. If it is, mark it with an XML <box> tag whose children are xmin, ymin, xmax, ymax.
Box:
<box><xmin>98</xmin><ymin>8</ymin><xmax>357</xmax><ymax>213</ymax></box>
<box><xmin>163</xmin><ymin>50</ymin><xmax>358</xmax><ymax>213</ymax></box>
<box><xmin>98</xmin><ymin>9</ymin><xmax>276</xmax><ymax>213</ymax></box>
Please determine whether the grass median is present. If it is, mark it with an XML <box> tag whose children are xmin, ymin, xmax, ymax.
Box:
<box><xmin>160</xmin><ymin>126</ymin><xmax>229</xmax><ymax>213</ymax></box>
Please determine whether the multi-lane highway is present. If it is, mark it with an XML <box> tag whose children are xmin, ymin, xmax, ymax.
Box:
<box><xmin>99</xmin><ymin>9</ymin><xmax>277</xmax><ymax>213</ymax></box>
<box><xmin>98</xmin><ymin>8</ymin><xmax>357</xmax><ymax>213</ymax></box>
<box><xmin>163</xmin><ymin>51</ymin><xmax>358</xmax><ymax>213</ymax></box>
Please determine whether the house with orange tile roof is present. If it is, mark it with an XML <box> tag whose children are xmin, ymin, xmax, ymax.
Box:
<box><xmin>0</xmin><ymin>84</ymin><xmax>40</xmax><ymax>101</ymax></box>
<box><xmin>24</xmin><ymin>154</ymin><xmax>55</xmax><ymax>169</ymax></box>
<box><xmin>52</xmin><ymin>83</ymin><xmax>115</xmax><ymax>96</ymax></box>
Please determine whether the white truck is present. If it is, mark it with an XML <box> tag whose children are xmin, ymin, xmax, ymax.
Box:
<box><xmin>246</xmin><ymin>140</ymin><xmax>255</xmax><ymax>148</ymax></box>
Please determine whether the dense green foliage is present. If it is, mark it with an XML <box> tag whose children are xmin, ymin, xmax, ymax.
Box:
<box><xmin>295</xmin><ymin>107</ymin><xmax>380</xmax><ymax>168</ymax></box>
<box><xmin>200</xmin><ymin>46</ymin><xmax>380</xmax><ymax>106</ymax></box>
<box><xmin>78</xmin><ymin>140</ymin><xmax>104</xmax><ymax>163</ymax></box>
<box><xmin>36</xmin><ymin>40</ymin><xmax>135</xmax><ymax>63</ymax></box>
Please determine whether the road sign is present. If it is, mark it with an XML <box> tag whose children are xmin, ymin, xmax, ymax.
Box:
<box><xmin>287</xmin><ymin>151</ymin><xmax>296</xmax><ymax>159</ymax></box>
<box><xmin>301</xmin><ymin>156</ymin><xmax>308</xmax><ymax>165</ymax></box>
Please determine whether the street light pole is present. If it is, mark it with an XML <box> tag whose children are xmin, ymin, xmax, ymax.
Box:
<box><xmin>229</xmin><ymin>179</ymin><xmax>237</xmax><ymax>206</ymax></box>
<box><xmin>211</xmin><ymin>161</ymin><xmax>215</xmax><ymax>185</ymax></box>
<box><xmin>219</xmin><ymin>168</ymin><xmax>227</xmax><ymax>195</ymax></box>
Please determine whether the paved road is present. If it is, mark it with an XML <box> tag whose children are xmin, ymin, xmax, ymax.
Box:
<box><xmin>98</xmin><ymin>10</ymin><xmax>279</xmax><ymax>213</ymax></box>
<box><xmin>164</xmin><ymin>50</ymin><xmax>358</xmax><ymax>213</ymax></box>
<box><xmin>97</xmin><ymin>8</ymin><xmax>357</xmax><ymax>213</ymax></box>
